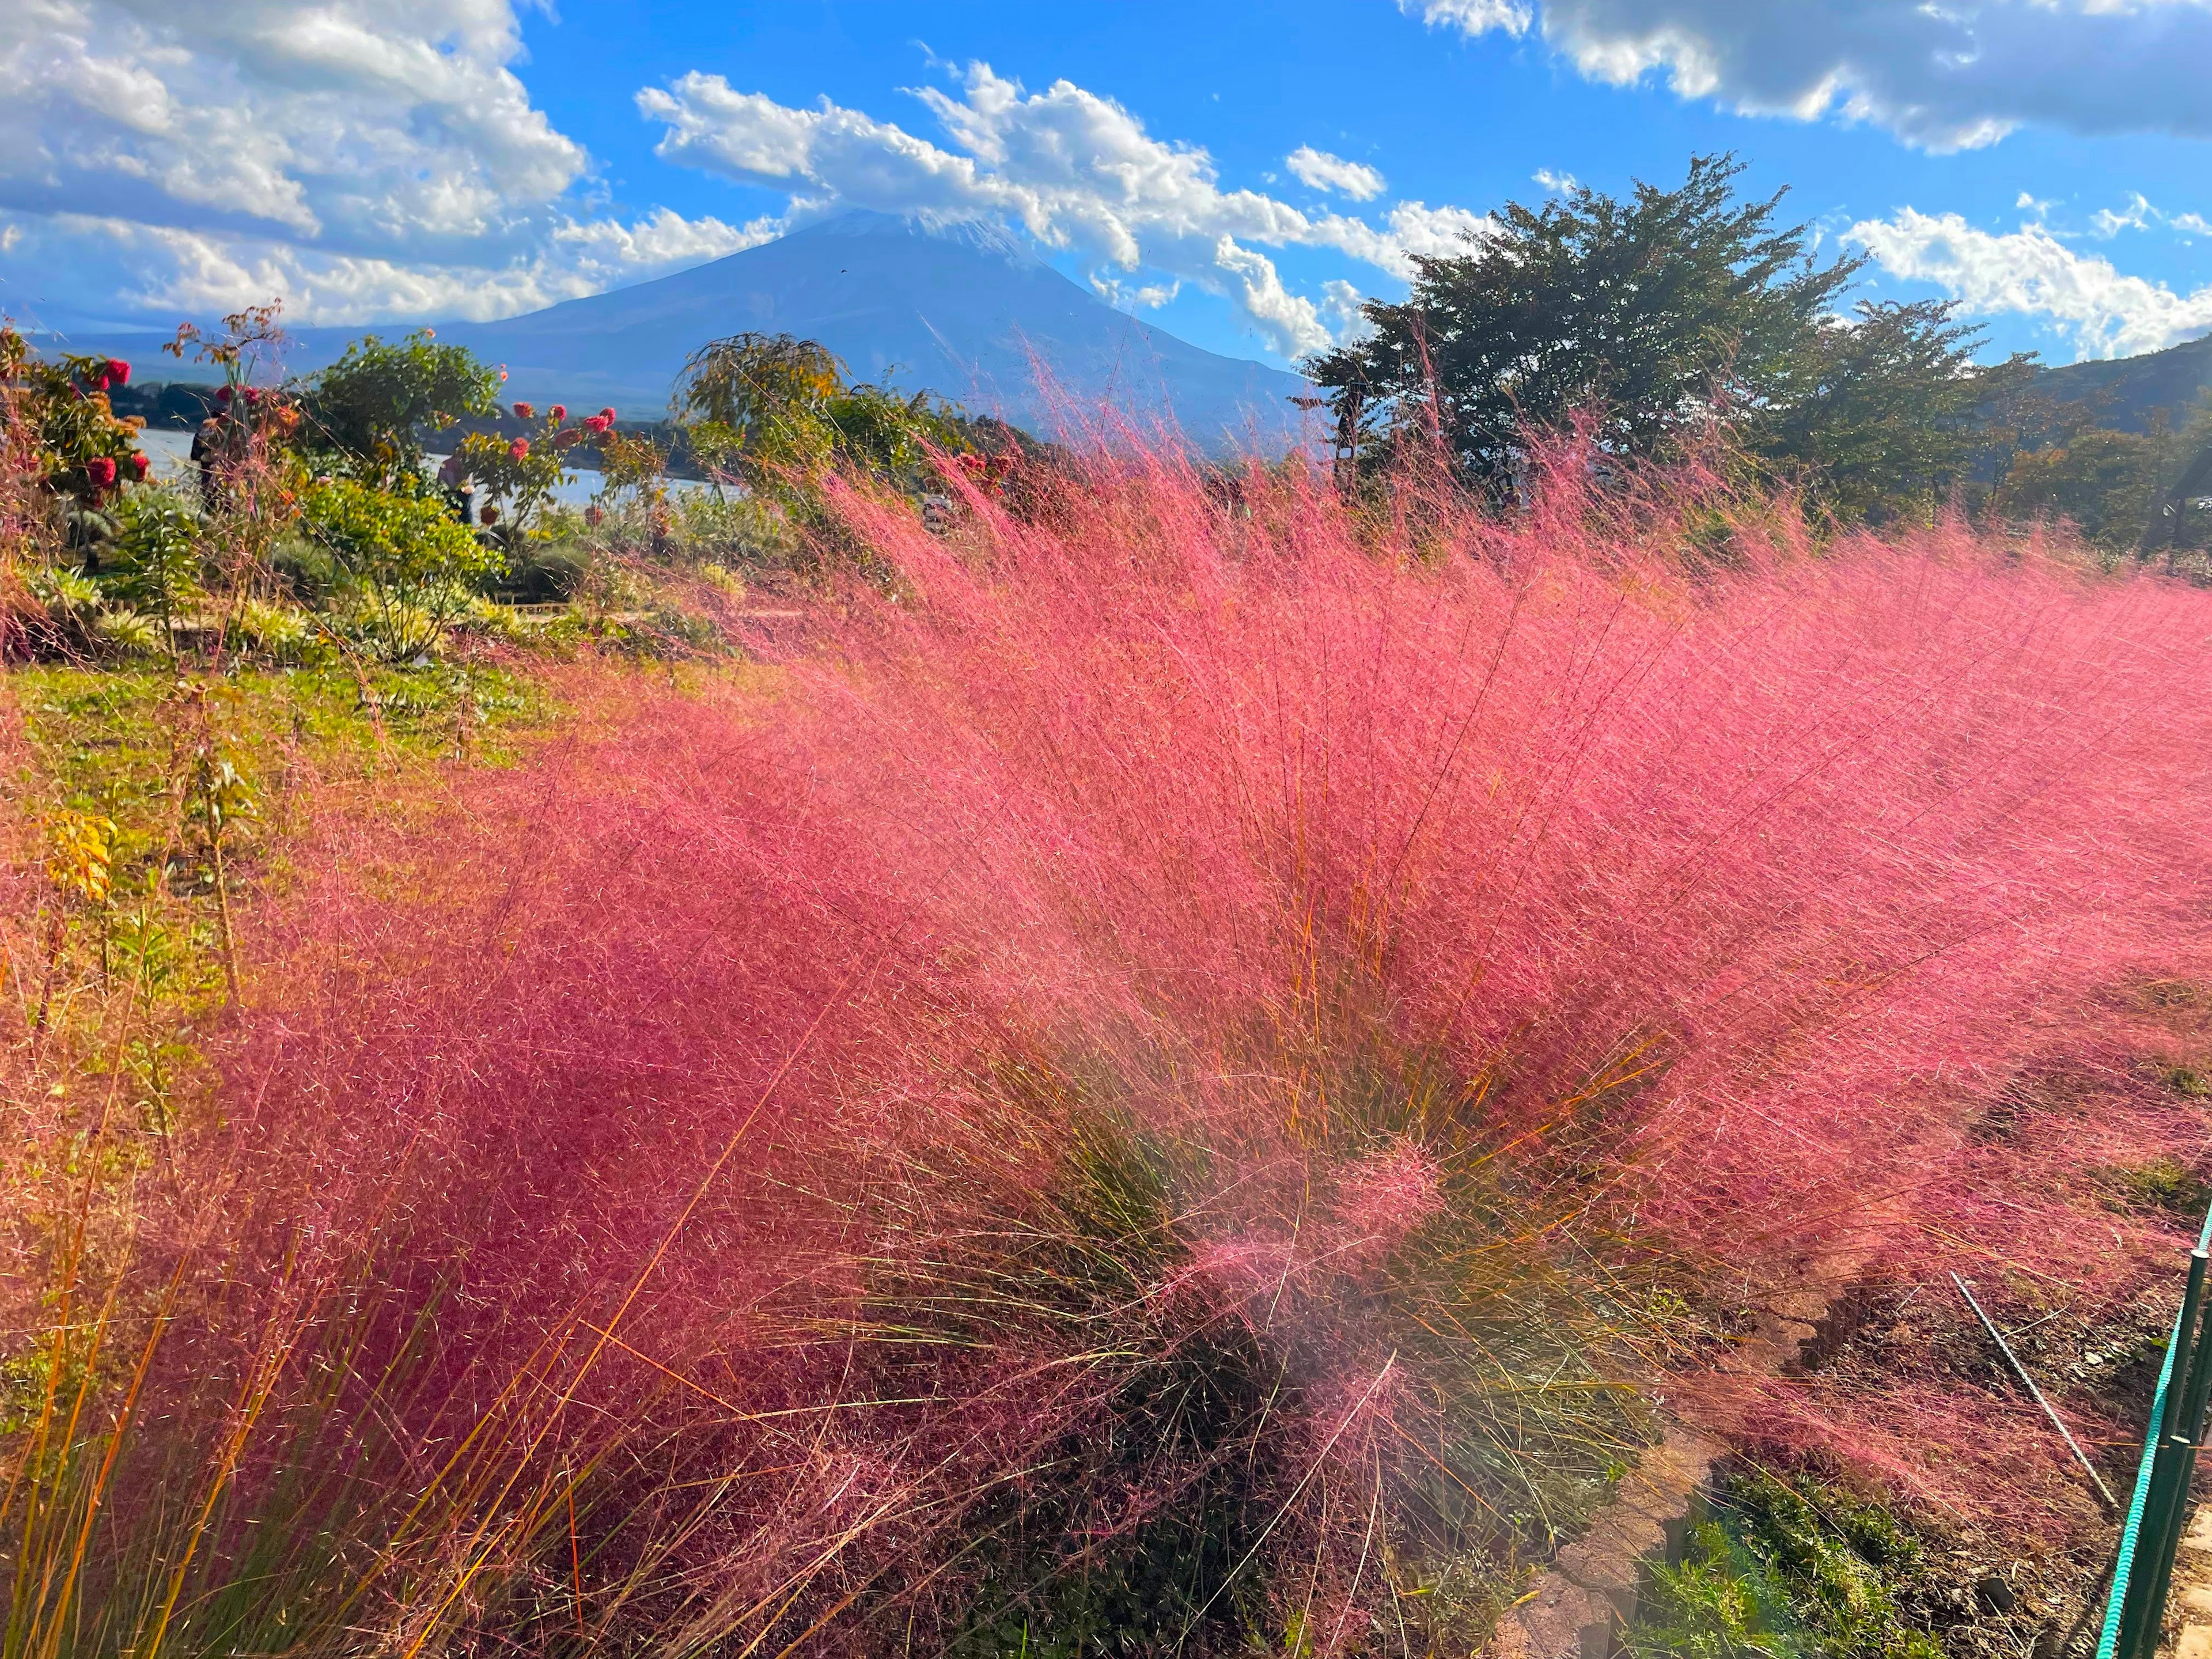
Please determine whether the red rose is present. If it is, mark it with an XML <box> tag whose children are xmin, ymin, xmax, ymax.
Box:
<box><xmin>128</xmin><ymin>452</ymin><xmax>149</xmax><ymax>479</ymax></box>
<box><xmin>509</xmin><ymin>438</ymin><xmax>529</xmax><ymax>459</ymax></box>
<box><xmin>554</xmin><ymin>427</ymin><xmax>582</xmax><ymax>448</ymax></box>
<box><xmin>85</xmin><ymin>456</ymin><xmax>117</xmax><ymax>489</ymax></box>
<box><xmin>550</xmin><ymin>404</ymin><xmax>567</xmax><ymax>421</ymax></box>
<box><xmin>104</xmin><ymin>359</ymin><xmax>130</xmax><ymax>388</ymax></box>
<box><xmin>514</xmin><ymin>402</ymin><xmax>535</xmax><ymax>421</ymax></box>
<box><xmin>584</xmin><ymin>414</ymin><xmax>611</xmax><ymax>434</ymax></box>
<box><xmin>598</xmin><ymin>407</ymin><xmax>616</xmax><ymax>422</ymax></box>
<box><xmin>215</xmin><ymin>385</ymin><xmax>233</xmax><ymax>403</ymax></box>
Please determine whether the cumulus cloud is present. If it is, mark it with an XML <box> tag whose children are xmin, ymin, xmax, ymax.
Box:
<box><xmin>0</xmin><ymin>0</ymin><xmax>768</xmax><ymax>327</ymax></box>
<box><xmin>638</xmin><ymin>63</ymin><xmax>1491</xmax><ymax>358</ymax></box>
<box><xmin>1847</xmin><ymin>209</ymin><xmax>2212</xmax><ymax>359</ymax></box>
<box><xmin>1286</xmin><ymin>147</ymin><xmax>1387</xmax><ymax>200</ymax></box>
<box><xmin>1402</xmin><ymin>0</ymin><xmax>2212</xmax><ymax>150</ymax></box>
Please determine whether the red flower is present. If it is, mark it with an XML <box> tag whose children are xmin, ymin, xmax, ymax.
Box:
<box><xmin>127</xmin><ymin>452</ymin><xmax>149</xmax><ymax>480</ymax></box>
<box><xmin>104</xmin><ymin>359</ymin><xmax>130</xmax><ymax>388</ymax></box>
<box><xmin>509</xmin><ymin>437</ymin><xmax>530</xmax><ymax>459</ymax></box>
<box><xmin>215</xmin><ymin>385</ymin><xmax>233</xmax><ymax>403</ymax></box>
<box><xmin>84</xmin><ymin>456</ymin><xmax>117</xmax><ymax>489</ymax></box>
<box><xmin>598</xmin><ymin>407</ymin><xmax>616</xmax><ymax>422</ymax></box>
<box><xmin>583</xmin><ymin>414</ymin><xmax>611</xmax><ymax>434</ymax></box>
<box><xmin>550</xmin><ymin>404</ymin><xmax>567</xmax><ymax>421</ymax></box>
<box><xmin>480</xmin><ymin>505</ymin><xmax>501</xmax><ymax>525</ymax></box>
<box><xmin>554</xmin><ymin>427</ymin><xmax>583</xmax><ymax>448</ymax></box>
<box><xmin>514</xmin><ymin>402</ymin><xmax>536</xmax><ymax>421</ymax></box>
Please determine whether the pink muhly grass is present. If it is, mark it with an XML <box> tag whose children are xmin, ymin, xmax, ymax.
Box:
<box><xmin>52</xmin><ymin>435</ymin><xmax>2212</xmax><ymax>1650</ymax></box>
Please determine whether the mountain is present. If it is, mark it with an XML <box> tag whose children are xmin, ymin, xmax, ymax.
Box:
<box><xmin>2033</xmin><ymin>331</ymin><xmax>2212</xmax><ymax>432</ymax></box>
<box><xmin>36</xmin><ymin>213</ymin><xmax>1316</xmax><ymax>453</ymax></box>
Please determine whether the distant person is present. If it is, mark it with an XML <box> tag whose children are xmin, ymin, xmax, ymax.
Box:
<box><xmin>188</xmin><ymin>413</ymin><xmax>226</xmax><ymax>512</ymax></box>
<box><xmin>437</xmin><ymin>452</ymin><xmax>475</xmax><ymax>527</ymax></box>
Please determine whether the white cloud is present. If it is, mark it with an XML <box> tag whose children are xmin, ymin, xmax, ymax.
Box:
<box><xmin>1533</xmin><ymin>168</ymin><xmax>1580</xmax><ymax>195</ymax></box>
<box><xmin>638</xmin><ymin>63</ymin><xmax>1492</xmax><ymax>358</ymax></box>
<box><xmin>10</xmin><ymin>209</ymin><xmax>778</xmax><ymax>329</ymax></box>
<box><xmin>2089</xmin><ymin>192</ymin><xmax>2212</xmax><ymax>240</ymax></box>
<box><xmin>1286</xmin><ymin>146</ymin><xmax>1387</xmax><ymax>201</ymax></box>
<box><xmin>1402</xmin><ymin>0</ymin><xmax>1535</xmax><ymax>32</ymax></box>
<box><xmin>0</xmin><ymin>1</ymin><xmax>770</xmax><ymax>328</ymax></box>
<box><xmin>1402</xmin><ymin>0</ymin><xmax>2212</xmax><ymax>151</ymax></box>
<box><xmin>1847</xmin><ymin>208</ymin><xmax>2212</xmax><ymax>359</ymax></box>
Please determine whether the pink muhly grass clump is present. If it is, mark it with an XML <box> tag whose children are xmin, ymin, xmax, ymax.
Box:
<box><xmin>73</xmin><ymin>437</ymin><xmax>2212</xmax><ymax>1650</ymax></box>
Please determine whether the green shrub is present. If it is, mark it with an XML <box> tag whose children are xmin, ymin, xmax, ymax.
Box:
<box><xmin>28</xmin><ymin>565</ymin><xmax>102</xmax><ymax>618</ymax></box>
<box><xmin>92</xmin><ymin>608</ymin><xmax>165</xmax><ymax>658</ymax></box>
<box><xmin>228</xmin><ymin>597</ymin><xmax>316</xmax><ymax>663</ymax></box>
<box><xmin>300</xmin><ymin>477</ymin><xmax>497</xmax><ymax>661</ymax></box>
<box><xmin>1627</xmin><ymin>1472</ymin><xmax>1941</xmax><ymax>1659</ymax></box>
<box><xmin>102</xmin><ymin>488</ymin><xmax>202</xmax><ymax>635</ymax></box>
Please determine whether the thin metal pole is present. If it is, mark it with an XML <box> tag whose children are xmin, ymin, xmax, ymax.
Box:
<box><xmin>1953</xmin><ymin>1273</ymin><xmax>2119</xmax><ymax>1512</ymax></box>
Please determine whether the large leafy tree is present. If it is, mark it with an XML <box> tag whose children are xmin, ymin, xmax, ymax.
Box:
<box><xmin>673</xmin><ymin>333</ymin><xmax>849</xmax><ymax>484</ymax></box>
<box><xmin>671</xmin><ymin>331</ymin><xmax>977</xmax><ymax>499</ymax></box>
<box><xmin>1754</xmin><ymin>300</ymin><xmax>2035</xmax><ymax>523</ymax></box>
<box><xmin>1307</xmin><ymin>156</ymin><xmax>2028</xmax><ymax>520</ymax></box>
<box><xmin>300</xmin><ymin>331</ymin><xmax>501</xmax><ymax>487</ymax></box>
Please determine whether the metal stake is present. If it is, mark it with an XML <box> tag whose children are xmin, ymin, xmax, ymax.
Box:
<box><xmin>1953</xmin><ymin>1272</ymin><xmax>2119</xmax><ymax>1512</ymax></box>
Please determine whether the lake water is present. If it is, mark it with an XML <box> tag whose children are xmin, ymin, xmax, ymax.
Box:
<box><xmin>134</xmin><ymin>427</ymin><xmax>702</xmax><ymax>508</ymax></box>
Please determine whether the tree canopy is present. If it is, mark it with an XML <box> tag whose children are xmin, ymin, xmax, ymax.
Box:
<box><xmin>300</xmin><ymin>331</ymin><xmax>501</xmax><ymax>487</ymax></box>
<box><xmin>671</xmin><ymin>331</ymin><xmax>979</xmax><ymax>500</ymax></box>
<box><xmin>1306</xmin><ymin>155</ymin><xmax>2033</xmax><ymax>521</ymax></box>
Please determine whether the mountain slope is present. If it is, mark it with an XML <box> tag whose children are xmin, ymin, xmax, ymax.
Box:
<box><xmin>43</xmin><ymin>213</ymin><xmax>1314</xmax><ymax>453</ymax></box>
<box><xmin>2035</xmin><ymin>331</ymin><xmax>2212</xmax><ymax>432</ymax></box>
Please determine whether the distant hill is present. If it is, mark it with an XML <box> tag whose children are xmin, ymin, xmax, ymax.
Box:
<box><xmin>2034</xmin><ymin>331</ymin><xmax>2212</xmax><ymax>432</ymax></box>
<box><xmin>35</xmin><ymin>213</ymin><xmax>1316</xmax><ymax>454</ymax></box>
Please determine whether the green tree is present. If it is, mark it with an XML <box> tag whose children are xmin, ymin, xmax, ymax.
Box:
<box><xmin>1753</xmin><ymin>300</ymin><xmax>2034</xmax><ymax>524</ymax></box>
<box><xmin>301</xmin><ymin>332</ymin><xmax>501</xmax><ymax>488</ymax></box>
<box><xmin>1993</xmin><ymin>427</ymin><xmax>2172</xmax><ymax>548</ymax></box>
<box><xmin>1309</xmin><ymin>156</ymin><xmax>1856</xmax><ymax>493</ymax></box>
<box><xmin>671</xmin><ymin>332</ymin><xmax>980</xmax><ymax>504</ymax></box>
<box><xmin>455</xmin><ymin>423</ymin><xmax>567</xmax><ymax>537</ymax></box>
<box><xmin>299</xmin><ymin>476</ymin><xmax>498</xmax><ymax>660</ymax></box>
<box><xmin>672</xmin><ymin>333</ymin><xmax>846</xmax><ymax>485</ymax></box>
<box><xmin>1307</xmin><ymin>156</ymin><xmax>2026</xmax><ymax>519</ymax></box>
<box><xmin>826</xmin><ymin>385</ymin><xmax>969</xmax><ymax>481</ymax></box>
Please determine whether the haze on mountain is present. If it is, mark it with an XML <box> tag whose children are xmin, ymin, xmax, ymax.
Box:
<box><xmin>42</xmin><ymin>213</ymin><xmax>1318</xmax><ymax>454</ymax></box>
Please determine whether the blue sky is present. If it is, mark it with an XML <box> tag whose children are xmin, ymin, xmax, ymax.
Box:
<box><xmin>4</xmin><ymin>0</ymin><xmax>2210</xmax><ymax>372</ymax></box>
